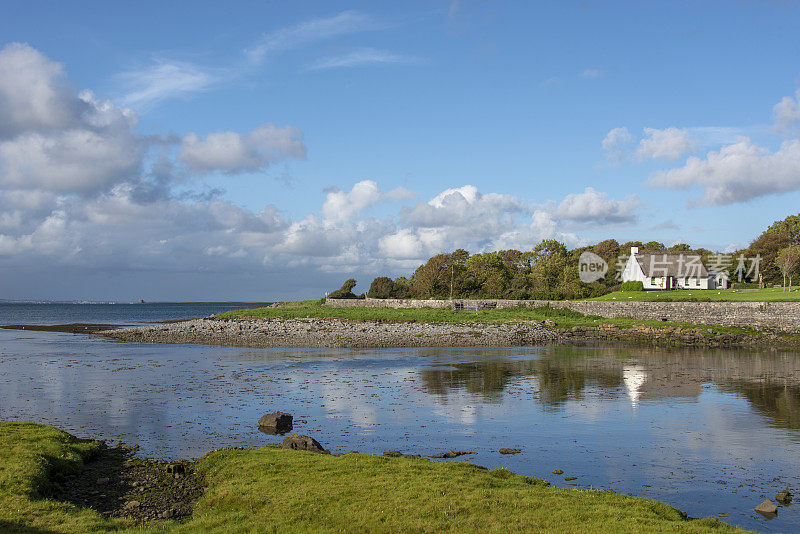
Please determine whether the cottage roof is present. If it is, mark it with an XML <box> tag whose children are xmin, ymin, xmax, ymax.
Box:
<box><xmin>633</xmin><ymin>252</ymin><xmax>708</xmax><ymax>278</ymax></box>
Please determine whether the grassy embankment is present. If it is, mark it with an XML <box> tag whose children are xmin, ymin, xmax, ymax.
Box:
<box><xmin>218</xmin><ymin>300</ymin><xmax>758</xmax><ymax>337</ymax></box>
<box><xmin>590</xmin><ymin>286</ymin><xmax>800</xmax><ymax>302</ymax></box>
<box><xmin>0</xmin><ymin>421</ymin><xmax>743</xmax><ymax>533</ymax></box>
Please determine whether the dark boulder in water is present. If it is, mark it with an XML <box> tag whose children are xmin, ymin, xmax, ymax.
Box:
<box><xmin>258</xmin><ymin>412</ymin><xmax>293</xmax><ymax>434</ymax></box>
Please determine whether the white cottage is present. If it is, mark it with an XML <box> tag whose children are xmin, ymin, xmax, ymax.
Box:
<box><xmin>621</xmin><ymin>247</ymin><xmax>722</xmax><ymax>290</ymax></box>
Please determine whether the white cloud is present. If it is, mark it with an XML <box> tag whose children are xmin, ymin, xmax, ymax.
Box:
<box><xmin>636</xmin><ymin>127</ymin><xmax>696</xmax><ymax>161</ymax></box>
<box><xmin>602</xmin><ymin>127</ymin><xmax>633</xmax><ymax>162</ymax></box>
<box><xmin>405</xmin><ymin>185</ymin><xmax>528</xmax><ymax>231</ymax></box>
<box><xmin>0</xmin><ymin>127</ymin><xmax>142</xmax><ymax>193</ymax></box>
<box><xmin>556</xmin><ymin>187</ymin><xmax>640</xmax><ymax>223</ymax></box>
<box><xmin>246</xmin><ymin>11</ymin><xmax>376</xmax><ymax>63</ymax></box>
<box><xmin>774</xmin><ymin>89</ymin><xmax>800</xmax><ymax>132</ymax></box>
<box><xmin>117</xmin><ymin>60</ymin><xmax>217</xmax><ymax>109</ymax></box>
<box><xmin>0</xmin><ymin>44</ymin><xmax>642</xmax><ymax>300</ymax></box>
<box><xmin>582</xmin><ymin>69</ymin><xmax>601</xmax><ymax>79</ymax></box>
<box><xmin>428</xmin><ymin>184</ymin><xmax>481</xmax><ymax>208</ymax></box>
<box><xmin>179</xmin><ymin>123</ymin><xmax>306</xmax><ymax>174</ymax></box>
<box><xmin>378</xmin><ymin>228</ymin><xmax>423</xmax><ymax>259</ymax></box>
<box><xmin>0</xmin><ymin>46</ymin><xmax>144</xmax><ymax>194</ymax></box>
<box><xmin>320</xmin><ymin>180</ymin><xmax>414</xmax><ymax>222</ymax></box>
<box><xmin>308</xmin><ymin>48</ymin><xmax>415</xmax><ymax>70</ymax></box>
<box><xmin>0</xmin><ymin>43</ymin><xmax>82</xmax><ymax>138</ymax></box>
<box><xmin>648</xmin><ymin>138</ymin><xmax>800</xmax><ymax>205</ymax></box>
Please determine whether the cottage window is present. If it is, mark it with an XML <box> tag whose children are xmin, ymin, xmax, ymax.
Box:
<box><xmin>651</xmin><ymin>277</ymin><xmax>656</xmax><ymax>285</ymax></box>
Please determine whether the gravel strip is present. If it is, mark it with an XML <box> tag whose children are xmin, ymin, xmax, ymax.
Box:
<box><xmin>100</xmin><ymin>317</ymin><xmax>559</xmax><ymax>348</ymax></box>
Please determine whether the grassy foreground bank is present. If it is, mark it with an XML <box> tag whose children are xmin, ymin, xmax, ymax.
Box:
<box><xmin>217</xmin><ymin>300</ymin><xmax>756</xmax><ymax>337</ymax></box>
<box><xmin>1</xmin><ymin>422</ymin><xmax>742</xmax><ymax>533</ymax></box>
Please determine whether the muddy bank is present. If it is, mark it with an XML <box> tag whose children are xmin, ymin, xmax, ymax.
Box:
<box><xmin>100</xmin><ymin>317</ymin><xmax>559</xmax><ymax>348</ymax></box>
<box><xmin>49</xmin><ymin>444</ymin><xmax>204</xmax><ymax>523</ymax></box>
<box><xmin>99</xmin><ymin>316</ymin><xmax>800</xmax><ymax>349</ymax></box>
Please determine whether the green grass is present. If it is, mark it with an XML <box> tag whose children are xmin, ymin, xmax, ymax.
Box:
<box><xmin>0</xmin><ymin>421</ymin><xmax>745</xmax><ymax>533</ymax></box>
<box><xmin>217</xmin><ymin>300</ymin><xmax>759</xmax><ymax>337</ymax></box>
<box><xmin>590</xmin><ymin>286</ymin><xmax>800</xmax><ymax>302</ymax></box>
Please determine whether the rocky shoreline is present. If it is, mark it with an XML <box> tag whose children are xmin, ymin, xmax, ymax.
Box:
<box><xmin>100</xmin><ymin>317</ymin><xmax>559</xmax><ymax>348</ymax></box>
<box><xmin>98</xmin><ymin>316</ymin><xmax>798</xmax><ymax>349</ymax></box>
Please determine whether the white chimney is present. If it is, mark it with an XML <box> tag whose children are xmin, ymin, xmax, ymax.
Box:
<box><xmin>631</xmin><ymin>246</ymin><xmax>639</xmax><ymax>255</ymax></box>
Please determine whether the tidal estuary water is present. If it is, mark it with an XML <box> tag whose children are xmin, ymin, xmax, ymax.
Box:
<box><xmin>1</xmin><ymin>303</ymin><xmax>799</xmax><ymax>532</ymax></box>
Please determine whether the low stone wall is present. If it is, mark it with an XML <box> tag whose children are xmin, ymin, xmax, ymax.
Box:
<box><xmin>324</xmin><ymin>298</ymin><xmax>800</xmax><ymax>332</ymax></box>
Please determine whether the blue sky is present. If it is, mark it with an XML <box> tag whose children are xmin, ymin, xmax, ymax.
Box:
<box><xmin>1</xmin><ymin>1</ymin><xmax>800</xmax><ymax>300</ymax></box>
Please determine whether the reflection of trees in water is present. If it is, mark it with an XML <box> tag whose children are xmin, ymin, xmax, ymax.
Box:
<box><xmin>719</xmin><ymin>381</ymin><xmax>800</xmax><ymax>430</ymax></box>
<box><xmin>418</xmin><ymin>360</ymin><xmax>527</xmax><ymax>401</ymax></box>
<box><xmin>536</xmin><ymin>362</ymin><xmax>587</xmax><ymax>406</ymax></box>
<box><xmin>417</xmin><ymin>358</ymin><xmax>623</xmax><ymax>406</ymax></box>
<box><xmin>417</xmin><ymin>348</ymin><xmax>800</xmax><ymax>422</ymax></box>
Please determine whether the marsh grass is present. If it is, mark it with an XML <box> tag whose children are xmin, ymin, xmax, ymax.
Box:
<box><xmin>0</xmin><ymin>422</ymin><xmax>744</xmax><ymax>533</ymax></box>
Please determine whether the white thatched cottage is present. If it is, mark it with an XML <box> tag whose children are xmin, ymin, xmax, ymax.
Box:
<box><xmin>621</xmin><ymin>247</ymin><xmax>724</xmax><ymax>290</ymax></box>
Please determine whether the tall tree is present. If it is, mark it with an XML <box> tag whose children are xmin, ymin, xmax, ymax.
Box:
<box><xmin>642</xmin><ymin>241</ymin><xmax>666</xmax><ymax>250</ymax></box>
<box><xmin>776</xmin><ymin>246</ymin><xmax>800</xmax><ymax>291</ymax></box>
<box><xmin>748</xmin><ymin>228</ymin><xmax>791</xmax><ymax>284</ymax></box>
<box><xmin>528</xmin><ymin>240</ymin><xmax>569</xmax><ymax>299</ymax></box>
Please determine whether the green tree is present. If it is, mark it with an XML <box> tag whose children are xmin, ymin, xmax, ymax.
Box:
<box><xmin>776</xmin><ymin>245</ymin><xmax>800</xmax><ymax>291</ymax></box>
<box><xmin>465</xmin><ymin>252</ymin><xmax>509</xmax><ymax>298</ymax></box>
<box><xmin>668</xmin><ymin>243</ymin><xmax>691</xmax><ymax>251</ymax></box>
<box><xmin>328</xmin><ymin>279</ymin><xmax>358</xmax><ymax>299</ymax></box>
<box><xmin>766</xmin><ymin>213</ymin><xmax>800</xmax><ymax>245</ymax></box>
<box><xmin>528</xmin><ymin>240</ymin><xmax>570</xmax><ymax>299</ymax></box>
<box><xmin>620</xmin><ymin>241</ymin><xmax>643</xmax><ymax>253</ymax></box>
<box><xmin>367</xmin><ymin>277</ymin><xmax>410</xmax><ymax>299</ymax></box>
<box><xmin>411</xmin><ymin>250</ymin><xmax>470</xmax><ymax>298</ymax></box>
<box><xmin>411</xmin><ymin>254</ymin><xmax>451</xmax><ymax>298</ymax></box>
<box><xmin>748</xmin><ymin>228</ymin><xmax>791</xmax><ymax>284</ymax></box>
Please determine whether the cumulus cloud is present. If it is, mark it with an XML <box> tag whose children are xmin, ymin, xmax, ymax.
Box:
<box><xmin>320</xmin><ymin>180</ymin><xmax>414</xmax><ymax>222</ymax></box>
<box><xmin>404</xmin><ymin>185</ymin><xmax>528</xmax><ymax>230</ymax></box>
<box><xmin>774</xmin><ymin>89</ymin><xmax>800</xmax><ymax>132</ymax></box>
<box><xmin>179</xmin><ymin>124</ymin><xmax>306</xmax><ymax>174</ymax></box>
<box><xmin>648</xmin><ymin>138</ymin><xmax>800</xmax><ymax>205</ymax></box>
<box><xmin>556</xmin><ymin>187</ymin><xmax>640</xmax><ymax>223</ymax></box>
<box><xmin>0</xmin><ymin>43</ymin><xmax>81</xmax><ymax>137</ymax></box>
<box><xmin>0</xmin><ymin>43</ymin><xmax>641</xmax><ymax>300</ymax></box>
<box><xmin>636</xmin><ymin>127</ymin><xmax>695</xmax><ymax>161</ymax></box>
<box><xmin>602</xmin><ymin>127</ymin><xmax>633</xmax><ymax>162</ymax></box>
<box><xmin>0</xmin><ymin>43</ymin><xmax>145</xmax><ymax>194</ymax></box>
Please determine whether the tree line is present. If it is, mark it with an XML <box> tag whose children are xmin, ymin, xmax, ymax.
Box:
<box><xmin>327</xmin><ymin>213</ymin><xmax>800</xmax><ymax>300</ymax></box>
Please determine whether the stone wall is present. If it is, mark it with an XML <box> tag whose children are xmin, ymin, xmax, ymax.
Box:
<box><xmin>324</xmin><ymin>298</ymin><xmax>800</xmax><ymax>332</ymax></box>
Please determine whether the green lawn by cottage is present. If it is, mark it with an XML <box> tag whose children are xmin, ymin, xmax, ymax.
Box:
<box><xmin>0</xmin><ymin>421</ymin><xmax>744</xmax><ymax>533</ymax></box>
<box><xmin>589</xmin><ymin>286</ymin><xmax>800</xmax><ymax>302</ymax></box>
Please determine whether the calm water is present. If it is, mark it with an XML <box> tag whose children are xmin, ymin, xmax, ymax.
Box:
<box><xmin>0</xmin><ymin>301</ymin><xmax>273</xmax><ymax>325</ymax></box>
<box><xmin>1</xmin><ymin>304</ymin><xmax>799</xmax><ymax>532</ymax></box>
